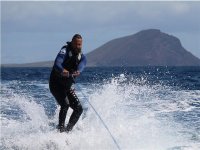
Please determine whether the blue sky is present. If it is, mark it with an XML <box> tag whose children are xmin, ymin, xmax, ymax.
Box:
<box><xmin>1</xmin><ymin>1</ymin><xmax>200</xmax><ymax>64</ymax></box>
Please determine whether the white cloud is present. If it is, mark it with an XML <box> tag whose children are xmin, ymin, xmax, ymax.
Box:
<box><xmin>170</xmin><ymin>2</ymin><xmax>190</xmax><ymax>15</ymax></box>
<box><xmin>2</xmin><ymin>1</ymin><xmax>199</xmax><ymax>30</ymax></box>
<box><xmin>1</xmin><ymin>1</ymin><xmax>200</xmax><ymax>63</ymax></box>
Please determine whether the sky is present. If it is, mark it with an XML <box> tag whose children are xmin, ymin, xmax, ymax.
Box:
<box><xmin>1</xmin><ymin>1</ymin><xmax>200</xmax><ymax>64</ymax></box>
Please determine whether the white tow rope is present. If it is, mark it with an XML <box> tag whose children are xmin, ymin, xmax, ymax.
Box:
<box><xmin>76</xmin><ymin>84</ymin><xmax>121</xmax><ymax>150</ymax></box>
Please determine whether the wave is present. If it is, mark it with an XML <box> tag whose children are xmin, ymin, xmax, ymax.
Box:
<box><xmin>1</xmin><ymin>75</ymin><xmax>200</xmax><ymax>150</ymax></box>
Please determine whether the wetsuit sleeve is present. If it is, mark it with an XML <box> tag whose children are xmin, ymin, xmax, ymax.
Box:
<box><xmin>77</xmin><ymin>54</ymin><xmax>87</xmax><ymax>73</ymax></box>
<box><xmin>53</xmin><ymin>48</ymin><xmax>67</xmax><ymax>73</ymax></box>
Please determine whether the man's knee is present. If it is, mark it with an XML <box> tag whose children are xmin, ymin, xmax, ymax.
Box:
<box><xmin>60</xmin><ymin>106</ymin><xmax>69</xmax><ymax>112</ymax></box>
<box><xmin>67</xmin><ymin>89</ymin><xmax>83</xmax><ymax>114</ymax></box>
<box><xmin>75</xmin><ymin>104</ymin><xmax>83</xmax><ymax>116</ymax></box>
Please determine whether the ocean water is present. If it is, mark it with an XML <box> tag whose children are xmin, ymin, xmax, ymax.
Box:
<box><xmin>1</xmin><ymin>67</ymin><xmax>200</xmax><ymax>150</ymax></box>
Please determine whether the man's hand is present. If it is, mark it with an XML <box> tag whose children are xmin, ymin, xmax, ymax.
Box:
<box><xmin>62</xmin><ymin>69</ymin><xmax>69</xmax><ymax>77</ymax></box>
<box><xmin>72</xmin><ymin>71</ymin><xmax>80</xmax><ymax>77</ymax></box>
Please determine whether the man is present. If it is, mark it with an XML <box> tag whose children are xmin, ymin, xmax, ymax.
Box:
<box><xmin>49</xmin><ymin>34</ymin><xmax>87</xmax><ymax>132</ymax></box>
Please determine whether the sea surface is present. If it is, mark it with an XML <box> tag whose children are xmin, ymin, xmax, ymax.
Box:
<box><xmin>1</xmin><ymin>67</ymin><xmax>200</xmax><ymax>150</ymax></box>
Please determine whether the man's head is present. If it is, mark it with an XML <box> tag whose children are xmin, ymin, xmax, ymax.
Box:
<box><xmin>71</xmin><ymin>34</ymin><xmax>82</xmax><ymax>54</ymax></box>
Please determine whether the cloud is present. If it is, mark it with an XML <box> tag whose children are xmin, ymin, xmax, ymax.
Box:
<box><xmin>1</xmin><ymin>1</ymin><xmax>200</xmax><ymax>63</ymax></box>
<box><xmin>2</xmin><ymin>1</ymin><xmax>199</xmax><ymax>33</ymax></box>
<box><xmin>170</xmin><ymin>2</ymin><xmax>190</xmax><ymax>15</ymax></box>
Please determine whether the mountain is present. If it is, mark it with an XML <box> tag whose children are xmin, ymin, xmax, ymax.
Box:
<box><xmin>2</xmin><ymin>29</ymin><xmax>200</xmax><ymax>67</ymax></box>
<box><xmin>1</xmin><ymin>61</ymin><xmax>53</xmax><ymax>68</ymax></box>
<box><xmin>86</xmin><ymin>29</ymin><xmax>200</xmax><ymax>66</ymax></box>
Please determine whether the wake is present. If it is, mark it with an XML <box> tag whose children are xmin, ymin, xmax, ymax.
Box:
<box><xmin>1</xmin><ymin>75</ymin><xmax>200</xmax><ymax>150</ymax></box>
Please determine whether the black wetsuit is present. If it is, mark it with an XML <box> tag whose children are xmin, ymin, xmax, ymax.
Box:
<box><xmin>49</xmin><ymin>43</ymin><xmax>86</xmax><ymax>132</ymax></box>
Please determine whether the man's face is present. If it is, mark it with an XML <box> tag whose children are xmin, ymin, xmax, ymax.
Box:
<box><xmin>72</xmin><ymin>38</ymin><xmax>82</xmax><ymax>54</ymax></box>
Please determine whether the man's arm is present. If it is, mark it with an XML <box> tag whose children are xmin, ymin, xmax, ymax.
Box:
<box><xmin>54</xmin><ymin>48</ymin><xmax>68</xmax><ymax>74</ymax></box>
<box><xmin>78</xmin><ymin>54</ymin><xmax>87</xmax><ymax>73</ymax></box>
<box><xmin>72</xmin><ymin>54</ymin><xmax>87</xmax><ymax>77</ymax></box>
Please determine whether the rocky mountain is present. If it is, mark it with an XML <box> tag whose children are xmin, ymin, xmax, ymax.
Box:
<box><xmin>86</xmin><ymin>29</ymin><xmax>200</xmax><ymax>66</ymax></box>
<box><xmin>2</xmin><ymin>29</ymin><xmax>200</xmax><ymax>67</ymax></box>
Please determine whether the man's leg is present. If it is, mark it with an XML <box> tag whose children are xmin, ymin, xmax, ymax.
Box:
<box><xmin>66</xmin><ymin>89</ymin><xmax>83</xmax><ymax>132</ymax></box>
<box><xmin>58</xmin><ymin>105</ymin><xmax>69</xmax><ymax>132</ymax></box>
<box><xmin>49</xmin><ymin>81</ymin><xmax>69</xmax><ymax>132</ymax></box>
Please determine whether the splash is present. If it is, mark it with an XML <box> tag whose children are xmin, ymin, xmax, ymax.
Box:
<box><xmin>1</xmin><ymin>74</ymin><xmax>200</xmax><ymax>150</ymax></box>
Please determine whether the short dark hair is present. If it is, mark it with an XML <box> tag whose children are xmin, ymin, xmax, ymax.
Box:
<box><xmin>72</xmin><ymin>34</ymin><xmax>82</xmax><ymax>41</ymax></box>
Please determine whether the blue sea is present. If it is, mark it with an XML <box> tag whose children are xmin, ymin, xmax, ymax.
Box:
<box><xmin>1</xmin><ymin>67</ymin><xmax>200</xmax><ymax>150</ymax></box>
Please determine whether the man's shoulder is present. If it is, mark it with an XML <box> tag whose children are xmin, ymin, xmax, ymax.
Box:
<box><xmin>80</xmin><ymin>53</ymin><xmax>87</xmax><ymax>62</ymax></box>
<box><xmin>59</xmin><ymin>45</ymin><xmax>69</xmax><ymax>55</ymax></box>
<box><xmin>59</xmin><ymin>48</ymin><xmax>66</xmax><ymax>55</ymax></box>
<box><xmin>81</xmin><ymin>53</ymin><xmax>86</xmax><ymax>58</ymax></box>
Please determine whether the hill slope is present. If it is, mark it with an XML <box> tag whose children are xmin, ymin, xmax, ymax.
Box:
<box><xmin>2</xmin><ymin>29</ymin><xmax>200</xmax><ymax>67</ymax></box>
<box><xmin>86</xmin><ymin>29</ymin><xmax>200</xmax><ymax>66</ymax></box>
<box><xmin>1</xmin><ymin>61</ymin><xmax>53</xmax><ymax>67</ymax></box>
